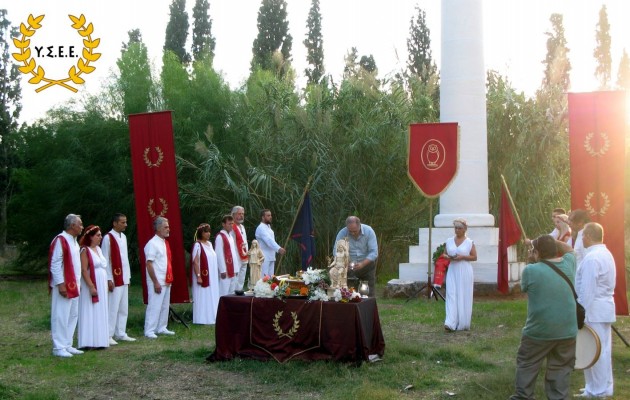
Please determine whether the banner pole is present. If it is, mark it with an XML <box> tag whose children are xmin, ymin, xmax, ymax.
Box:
<box><xmin>427</xmin><ymin>198</ymin><xmax>433</xmax><ymax>299</ymax></box>
<box><xmin>276</xmin><ymin>175</ymin><xmax>313</xmax><ymax>274</ymax></box>
<box><xmin>500</xmin><ymin>174</ymin><xmax>527</xmax><ymax>240</ymax></box>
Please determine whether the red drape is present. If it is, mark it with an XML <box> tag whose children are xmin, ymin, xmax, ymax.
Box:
<box><xmin>128</xmin><ymin>111</ymin><xmax>190</xmax><ymax>304</ymax></box>
<box><xmin>497</xmin><ymin>187</ymin><xmax>521</xmax><ymax>294</ymax></box>
<box><xmin>408</xmin><ymin>123</ymin><xmax>459</xmax><ymax>198</ymax></box>
<box><xmin>568</xmin><ymin>91</ymin><xmax>627</xmax><ymax>315</ymax></box>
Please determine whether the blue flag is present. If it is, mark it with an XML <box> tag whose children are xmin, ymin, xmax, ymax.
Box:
<box><xmin>291</xmin><ymin>192</ymin><xmax>315</xmax><ymax>271</ymax></box>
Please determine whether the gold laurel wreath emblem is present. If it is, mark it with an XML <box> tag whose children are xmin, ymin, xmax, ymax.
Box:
<box><xmin>147</xmin><ymin>198</ymin><xmax>169</xmax><ymax>219</ymax></box>
<box><xmin>584</xmin><ymin>192</ymin><xmax>611</xmax><ymax>217</ymax></box>
<box><xmin>583</xmin><ymin>132</ymin><xmax>611</xmax><ymax>158</ymax></box>
<box><xmin>272</xmin><ymin>311</ymin><xmax>300</xmax><ymax>339</ymax></box>
<box><xmin>143</xmin><ymin>147</ymin><xmax>164</xmax><ymax>168</ymax></box>
<box><xmin>113</xmin><ymin>268</ymin><xmax>122</xmax><ymax>276</ymax></box>
<box><xmin>67</xmin><ymin>281</ymin><xmax>77</xmax><ymax>290</ymax></box>
<box><xmin>11</xmin><ymin>14</ymin><xmax>101</xmax><ymax>93</ymax></box>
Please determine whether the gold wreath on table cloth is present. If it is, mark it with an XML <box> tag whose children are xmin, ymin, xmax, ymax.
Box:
<box><xmin>143</xmin><ymin>147</ymin><xmax>164</xmax><ymax>168</ymax></box>
<box><xmin>273</xmin><ymin>311</ymin><xmax>300</xmax><ymax>339</ymax></box>
<box><xmin>584</xmin><ymin>192</ymin><xmax>610</xmax><ymax>217</ymax></box>
<box><xmin>583</xmin><ymin>132</ymin><xmax>610</xmax><ymax>158</ymax></box>
<box><xmin>147</xmin><ymin>198</ymin><xmax>168</xmax><ymax>219</ymax></box>
<box><xmin>12</xmin><ymin>14</ymin><xmax>100</xmax><ymax>93</ymax></box>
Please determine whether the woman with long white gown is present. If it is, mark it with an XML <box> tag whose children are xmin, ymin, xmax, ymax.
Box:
<box><xmin>191</xmin><ymin>223</ymin><xmax>220</xmax><ymax>325</ymax></box>
<box><xmin>444</xmin><ymin>218</ymin><xmax>477</xmax><ymax>331</ymax></box>
<box><xmin>78</xmin><ymin>225</ymin><xmax>110</xmax><ymax>348</ymax></box>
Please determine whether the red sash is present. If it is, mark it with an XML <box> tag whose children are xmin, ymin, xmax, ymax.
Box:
<box><xmin>107</xmin><ymin>233</ymin><xmax>125</xmax><ymax>287</ymax></box>
<box><xmin>195</xmin><ymin>241</ymin><xmax>210</xmax><ymax>288</ymax></box>
<box><xmin>233</xmin><ymin>224</ymin><xmax>248</xmax><ymax>261</ymax></box>
<box><xmin>48</xmin><ymin>235</ymin><xmax>80</xmax><ymax>299</ymax></box>
<box><xmin>83</xmin><ymin>247</ymin><xmax>99</xmax><ymax>303</ymax></box>
<box><xmin>165</xmin><ymin>240</ymin><xmax>174</xmax><ymax>284</ymax></box>
<box><xmin>219</xmin><ymin>231</ymin><xmax>235</xmax><ymax>278</ymax></box>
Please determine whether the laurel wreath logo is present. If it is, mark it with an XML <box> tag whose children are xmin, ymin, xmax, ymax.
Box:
<box><xmin>583</xmin><ymin>132</ymin><xmax>611</xmax><ymax>158</ymax></box>
<box><xmin>584</xmin><ymin>192</ymin><xmax>611</xmax><ymax>217</ymax></box>
<box><xmin>147</xmin><ymin>198</ymin><xmax>169</xmax><ymax>219</ymax></box>
<box><xmin>12</xmin><ymin>14</ymin><xmax>101</xmax><ymax>93</ymax></box>
<box><xmin>143</xmin><ymin>147</ymin><xmax>164</xmax><ymax>168</ymax></box>
<box><xmin>273</xmin><ymin>311</ymin><xmax>300</xmax><ymax>339</ymax></box>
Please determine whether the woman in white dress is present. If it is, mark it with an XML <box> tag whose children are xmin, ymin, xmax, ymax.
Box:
<box><xmin>191</xmin><ymin>223</ymin><xmax>220</xmax><ymax>325</ymax></box>
<box><xmin>78</xmin><ymin>225</ymin><xmax>110</xmax><ymax>348</ymax></box>
<box><xmin>444</xmin><ymin>218</ymin><xmax>477</xmax><ymax>331</ymax></box>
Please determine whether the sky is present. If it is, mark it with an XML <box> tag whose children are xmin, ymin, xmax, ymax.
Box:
<box><xmin>3</xmin><ymin>0</ymin><xmax>630</xmax><ymax>124</ymax></box>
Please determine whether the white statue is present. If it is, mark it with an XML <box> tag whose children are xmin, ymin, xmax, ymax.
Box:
<box><xmin>328</xmin><ymin>238</ymin><xmax>350</xmax><ymax>289</ymax></box>
<box><xmin>248</xmin><ymin>240</ymin><xmax>265</xmax><ymax>289</ymax></box>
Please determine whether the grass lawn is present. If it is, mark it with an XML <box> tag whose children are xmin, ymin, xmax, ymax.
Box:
<box><xmin>1</xmin><ymin>278</ymin><xmax>629</xmax><ymax>400</ymax></box>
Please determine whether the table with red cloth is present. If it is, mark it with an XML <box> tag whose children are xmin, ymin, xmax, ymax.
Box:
<box><xmin>207</xmin><ymin>295</ymin><xmax>385</xmax><ymax>364</ymax></box>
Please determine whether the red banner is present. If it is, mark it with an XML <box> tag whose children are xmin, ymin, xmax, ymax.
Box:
<box><xmin>568</xmin><ymin>92</ymin><xmax>627</xmax><ymax>315</ymax></box>
<box><xmin>408</xmin><ymin>123</ymin><xmax>459</xmax><ymax>198</ymax></box>
<box><xmin>129</xmin><ymin>111</ymin><xmax>189</xmax><ymax>304</ymax></box>
<box><xmin>497</xmin><ymin>187</ymin><xmax>521</xmax><ymax>294</ymax></box>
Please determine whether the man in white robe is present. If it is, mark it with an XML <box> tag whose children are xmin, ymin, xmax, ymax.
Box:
<box><xmin>255</xmin><ymin>209</ymin><xmax>285</xmax><ymax>277</ymax></box>
<box><xmin>102</xmin><ymin>213</ymin><xmax>136</xmax><ymax>345</ymax></box>
<box><xmin>215</xmin><ymin>215</ymin><xmax>240</xmax><ymax>296</ymax></box>
<box><xmin>575</xmin><ymin>222</ymin><xmax>616</xmax><ymax>398</ymax></box>
<box><xmin>49</xmin><ymin>214</ymin><xmax>84</xmax><ymax>357</ymax></box>
<box><xmin>230</xmin><ymin>206</ymin><xmax>249</xmax><ymax>291</ymax></box>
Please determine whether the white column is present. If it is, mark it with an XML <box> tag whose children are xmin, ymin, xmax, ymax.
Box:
<box><xmin>435</xmin><ymin>0</ymin><xmax>494</xmax><ymax>227</ymax></box>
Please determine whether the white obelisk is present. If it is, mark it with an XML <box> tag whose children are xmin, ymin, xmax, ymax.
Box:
<box><xmin>435</xmin><ymin>0</ymin><xmax>494</xmax><ymax>227</ymax></box>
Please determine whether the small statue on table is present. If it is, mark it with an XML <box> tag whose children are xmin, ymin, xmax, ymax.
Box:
<box><xmin>248</xmin><ymin>239</ymin><xmax>265</xmax><ymax>289</ymax></box>
<box><xmin>328</xmin><ymin>238</ymin><xmax>350</xmax><ymax>289</ymax></box>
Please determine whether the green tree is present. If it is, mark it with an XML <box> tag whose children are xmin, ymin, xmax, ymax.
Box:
<box><xmin>542</xmin><ymin>13</ymin><xmax>571</xmax><ymax>92</ymax></box>
<box><xmin>0</xmin><ymin>10</ymin><xmax>21</xmax><ymax>255</ymax></box>
<box><xmin>617</xmin><ymin>48</ymin><xmax>630</xmax><ymax>91</ymax></box>
<box><xmin>594</xmin><ymin>4</ymin><xmax>612</xmax><ymax>89</ymax></box>
<box><xmin>164</xmin><ymin>0</ymin><xmax>190</xmax><ymax>63</ymax></box>
<box><xmin>406</xmin><ymin>5</ymin><xmax>437</xmax><ymax>84</ymax></box>
<box><xmin>251</xmin><ymin>0</ymin><xmax>293</xmax><ymax>74</ymax></box>
<box><xmin>191</xmin><ymin>0</ymin><xmax>215</xmax><ymax>61</ymax></box>
<box><xmin>343</xmin><ymin>47</ymin><xmax>359</xmax><ymax>79</ymax></box>
<box><xmin>303</xmin><ymin>0</ymin><xmax>324</xmax><ymax>85</ymax></box>
<box><xmin>117</xmin><ymin>29</ymin><xmax>154</xmax><ymax>116</ymax></box>
<box><xmin>359</xmin><ymin>55</ymin><xmax>377</xmax><ymax>74</ymax></box>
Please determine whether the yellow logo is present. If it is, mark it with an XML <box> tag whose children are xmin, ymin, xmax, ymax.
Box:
<box><xmin>584</xmin><ymin>192</ymin><xmax>610</xmax><ymax>217</ymax></box>
<box><xmin>273</xmin><ymin>311</ymin><xmax>300</xmax><ymax>339</ymax></box>
<box><xmin>147</xmin><ymin>198</ymin><xmax>168</xmax><ymax>219</ymax></box>
<box><xmin>11</xmin><ymin>14</ymin><xmax>101</xmax><ymax>93</ymax></box>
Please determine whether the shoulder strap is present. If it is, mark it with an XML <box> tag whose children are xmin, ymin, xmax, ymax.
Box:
<box><xmin>540</xmin><ymin>259</ymin><xmax>578</xmax><ymax>300</ymax></box>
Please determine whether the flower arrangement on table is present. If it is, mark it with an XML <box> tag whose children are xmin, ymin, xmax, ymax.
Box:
<box><xmin>332</xmin><ymin>287</ymin><xmax>362</xmax><ymax>303</ymax></box>
<box><xmin>252</xmin><ymin>268</ymin><xmax>330</xmax><ymax>301</ymax></box>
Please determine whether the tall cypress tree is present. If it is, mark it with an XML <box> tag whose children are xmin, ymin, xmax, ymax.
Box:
<box><xmin>192</xmin><ymin>0</ymin><xmax>215</xmax><ymax>61</ymax></box>
<box><xmin>251</xmin><ymin>0</ymin><xmax>293</xmax><ymax>73</ymax></box>
<box><xmin>164</xmin><ymin>0</ymin><xmax>190</xmax><ymax>63</ymax></box>
<box><xmin>617</xmin><ymin>49</ymin><xmax>630</xmax><ymax>91</ymax></box>
<box><xmin>406</xmin><ymin>5</ymin><xmax>436</xmax><ymax>83</ymax></box>
<box><xmin>117</xmin><ymin>29</ymin><xmax>153</xmax><ymax>116</ymax></box>
<box><xmin>593</xmin><ymin>4</ymin><xmax>612</xmax><ymax>90</ymax></box>
<box><xmin>542</xmin><ymin>13</ymin><xmax>571</xmax><ymax>91</ymax></box>
<box><xmin>303</xmin><ymin>0</ymin><xmax>324</xmax><ymax>85</ymax></box>
<box><xmin>0</xmin><ymin>10</ymin><xmax>21</xmax><ymax>254</ymax></box>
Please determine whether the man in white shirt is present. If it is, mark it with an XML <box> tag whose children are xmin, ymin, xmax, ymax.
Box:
<box><xmin>215</xmin><ymin>215</ymin><xmax>240</xmax><ymax>296</ymax></box>
<box><xmin>230</xmin><ymin>206</ymin><xmax>249</xmax><ymax>291</ymax></box>
<box><xmin>548</xmin><ymin>207</ymin><xmax>566</xmax><ymax>240</ymax></box>
<box><xmin>143</xmin><ymin>217</ymin><xmax>175</xmax><ymax>338</ymax></box>
<box><xmin>575</xmin><ymin>222</ymin><xmax>616</xmax><ymax>398</ymax></box>
<box><xmin>102</xmin><ymin>213</ymin><xmax>136</xmax><ymax>345</ymax></box>
<box><xmin>49</xmin><ymin>214</ymin><xmax>84</xmax><ymax>357</ymax></box>
<box><xmin>568</xmin><ymin>209</ymin><xmax>590</xmax><ymax>268</ymax></box>
<box><xmin>255</xmin><ymin>209</ymin><xmax>285</xmax><ymax>277</ymax></box>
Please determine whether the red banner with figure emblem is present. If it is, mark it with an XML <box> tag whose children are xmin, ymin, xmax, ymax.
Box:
<box><xmin>129</xmin><ymin>111</ymin><xmax>189</xmax><ymax>304</ymax></box>
<box><xmin>408</xmin><ymin>123</ymin><xmax>459</xmax><ymax>198</ymax></box>
<box><xmin>568</xmin><ymin>92</ymin><xmax>627</xmax><ymax>315</ymax></box>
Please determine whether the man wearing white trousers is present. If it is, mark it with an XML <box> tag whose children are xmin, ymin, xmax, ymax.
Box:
<box><xmin>255</xmin><ymin>209</ymin><xmax>285</xmax><ymax>278</ymax></box>
<box><xmin>143</xmin><ymin>217</ymin><xmax>175</xmax><ymax>338</ymax></box>
<box><xmin>102</xmin><ymin>213</ymin><xmax>136</xmax><ymax>345</ymax></box>
<box><xmin>575</xmin><ymin>222</ymin><xmax>616</xmax><ymax>398</ymax></box>
<box><xmin>230</xmin><ymin>206</ymin><xmax>249</xmax><ymax>291</ymax></box>
<box><xmin>49</xmin><ymin>214</ymin><xmax>84</xmax><ymax>357</ymax></box>
<box><xmin>215</xmin><ymin>215</ymin><xmax>240</xmax><ymax>296</ymax></box>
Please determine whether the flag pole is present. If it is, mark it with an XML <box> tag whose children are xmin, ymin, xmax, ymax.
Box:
<box><xmin>276</xmin><ymin>175</ymin><xmax>313</xmax><ymax>274</ymax></box>
<box><xmin>500</xmin><ymin>174</ymin><xmax>527</xmax><ymax>240</ymax></box>
<box><xmin>427</xmin><ymin>198</ymin><xmax>433</xmax><ymax>299</ymax></box>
